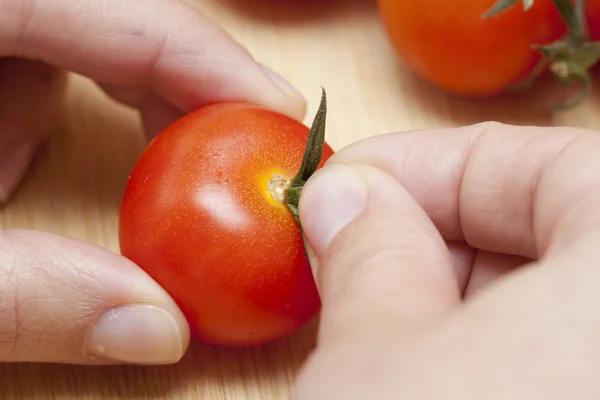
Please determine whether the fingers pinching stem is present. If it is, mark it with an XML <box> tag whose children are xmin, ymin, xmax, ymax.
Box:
<box><xmin>299</xmin><ymin>164</ymin><xmax>462</xmax><ymax>345</ymax></box>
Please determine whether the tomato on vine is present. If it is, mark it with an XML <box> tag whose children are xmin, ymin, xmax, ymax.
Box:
<box><xmin>119</xmin><ymin>90</ymin><xmax>334</xmax><ymax>347</ymax></box>
<box><xmin>376</xmin><ymin>0</ymin><xmax>567</xmax><ymax>96</ymax></box>
<box><xmin>378</xmin><ymin>0</ymin><xmax>600</xmax><ymax>108</ymax></box>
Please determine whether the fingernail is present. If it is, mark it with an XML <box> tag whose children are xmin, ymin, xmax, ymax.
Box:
<box><xmin>0</xmin><ymin>141</ymin><xmax>34</xmax><ymax>205</ymax></box>
<box><xmin>88</xmin><ymin>304</ymin><xmax>184</xmax><ymax>365</ymax></box>
<box><xmin>300</xmin><ymin>165</ymin><xmax>367</xmax><ymax>254</ymax></box>
<box><xmin>259</xmin><ymin>63</ymin><xmax>306</xmax><ymax>103</ymax></box>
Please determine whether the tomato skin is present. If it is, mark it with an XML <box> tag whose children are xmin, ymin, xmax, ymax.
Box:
<box><xmin>118</xmin><ymin>103</ymin><xmax>334</xmax><ymax>347</ymax></box>
<box><xmin>377</xmin><ymin>0</ymin><xmax>566</xmax><ymax>95</ymax></box>
<box><xmin>586</xmin><ymin>0</ymin><xmax>600</xmax><ymax>41</ymax></box>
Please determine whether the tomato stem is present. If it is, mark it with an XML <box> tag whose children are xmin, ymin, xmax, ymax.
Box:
<box><xmin>552</xmin><ymin>0</ymin><xmax>583</xmax><ymax>45</ymax></box>
<box><xmin>284</xmin><ymin>88</ymin><xmax>328</xmax><ymax>229</ymax></box>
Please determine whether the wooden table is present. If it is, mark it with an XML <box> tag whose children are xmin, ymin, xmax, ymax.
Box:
<box><xmin>3</xmin><ymin>0</ymin><xmax>600</xmax><ymax>398</ymax></box>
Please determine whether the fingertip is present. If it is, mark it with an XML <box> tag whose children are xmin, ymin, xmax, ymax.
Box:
<box><xmin>83</xmin><ymin>251</ymin><xmax>192</xmax><ymax>365</ymax></box>
<box><xmin>299</xmin><ymin>164</ymin><xmax>368</xmax><ymax>255</ymax></box>
<box><xmin>299</xmin><ymin>164</ymin><xmax>459</xmax><ymax>342</ymax></box>
<box><xmin>0</xmin><ymin>229</ymin><xmax>191</xmax><ymax>365</ymax></box>
<box><xmin>258</xmin><ymin>63</ymin><xmax>307</xmax><ymax>121</ymax></box>
<box><xmin>137</xmin><ymin>64</ymin><xmax>307</xmax><ymax>140</ymax></box>
<box><xmin>87</xmin><ymin>303</ymin><xmax>188</xmax><ymax>365</ymax></box>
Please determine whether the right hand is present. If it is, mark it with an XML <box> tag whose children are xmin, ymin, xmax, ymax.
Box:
<box><xmin>295</xmin><ymin>123</ymin><xmax>600</xmax><ymax>399</ymax></box>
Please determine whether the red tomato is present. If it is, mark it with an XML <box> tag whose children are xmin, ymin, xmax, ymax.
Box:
<box><xmin>377</xmin><ymin>0</ymin><xmax>567</xmax><ymax>95</ymax></box>
<box><xmin>119</xmin><ymin>102</ymin><xmax>334</xmax><ymax>347</ymax></box>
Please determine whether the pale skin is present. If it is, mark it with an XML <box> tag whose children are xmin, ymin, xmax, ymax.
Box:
<box><xmin>1</xmin><ymin>1</ymin><xmax>600</xmax><ymax>398</ymax></box>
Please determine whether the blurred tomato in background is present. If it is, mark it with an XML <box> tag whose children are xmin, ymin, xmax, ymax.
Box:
<box><xmin>376</xmin><ymin>0</ymin><xmax>567</xmax><ymax>96</ymax></box>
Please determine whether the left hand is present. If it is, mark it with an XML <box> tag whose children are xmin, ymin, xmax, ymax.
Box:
<box><xmin>0</xmin><ymin>0</ymin><xmax>306</xmax><ymax>366</ymax></box>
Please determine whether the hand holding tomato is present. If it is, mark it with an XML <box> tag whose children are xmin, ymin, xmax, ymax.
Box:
<box><xmin>294</xmin><ymin>123</ymin><xmax>600</xmax><ymax>399</ymax></box>
<box><xmin>0</xmin><ymin>0</ymin><xmax>306</xmax><ymax>366</ymax></box>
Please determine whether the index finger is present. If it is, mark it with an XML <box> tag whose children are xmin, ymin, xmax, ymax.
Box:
<box><xmin>325</xmin><ymin>122</ymin><xmax>597</xmax><ymax>259</ymax></box>
<box><xmin>0</xmin><ymin>0</ymin><xmax>305</xmax><ymax>119</ymax></box>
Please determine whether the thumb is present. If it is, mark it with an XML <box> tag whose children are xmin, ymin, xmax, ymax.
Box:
<box><xmin>298</xmin><ymin>164</ymin><xmax>462</xmax><ymax>344</ymax></box>
<box><xmin>0</xmin><ymin>229</ymin><xmax>189</xmax><ymax>365</ymax></box>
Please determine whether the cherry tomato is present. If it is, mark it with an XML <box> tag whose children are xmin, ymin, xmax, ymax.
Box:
<box><xmin>119</xmin><ymin>102</ymin><xmax>334</xmax><ymax>347</ymax></box>
<box><xmin>377</xmin><ymin>0</ymin><xmax>567</xmax><ymax>95</ymax></box>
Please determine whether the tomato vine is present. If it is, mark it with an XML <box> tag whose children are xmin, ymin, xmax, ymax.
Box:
<box><xmin>485</xmin><ymin>0</ymin><xmax>600</xmax><ymax>109</ymax></box>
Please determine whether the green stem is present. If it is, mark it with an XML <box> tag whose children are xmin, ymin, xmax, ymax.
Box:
<box><xmin>576</xmin><ymin>0</ymin><xmax>588</xmax><ymax>40</ymax></box>
<box><xmin>284</xmin><ymin>88</ymin><xmax>328</xmax><ymax>229</ymax></box>
<box><xmin>552</xmin><ymin>0</ymin><xmax>584</xmax><ymax>45</ymax></box>
<box><xmin>482</xmin><ymin>0</ymin><xmax>533</xmax><ymax>19</ymax></box>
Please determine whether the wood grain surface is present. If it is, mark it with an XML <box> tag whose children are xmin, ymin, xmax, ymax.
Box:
<box><xmin>3</xmin><ymin>0</ymin><xmax>600</xmax><ymax>398</ymax></box>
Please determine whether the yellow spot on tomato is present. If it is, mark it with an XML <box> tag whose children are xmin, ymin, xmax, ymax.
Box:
<box><xmin>258</xmin><ymin>169</ymin><xmax>291</xmax><ymax>209</ymax></box>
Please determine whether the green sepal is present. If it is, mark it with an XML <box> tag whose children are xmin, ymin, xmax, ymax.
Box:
<box><xmin>284</xmin><ymin>88</ymin><xmax>328</xmax><ymax>230</ymax></box>
<box><xmin>482</xmin><ymin>0</ymin><xmax>533</xmax><ymax>18</ymax></box>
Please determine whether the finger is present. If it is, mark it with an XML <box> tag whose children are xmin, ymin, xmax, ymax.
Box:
<box><xmin>1</xmin><ymin>0</ymin><xmax>306</xmax><ymax>120</ymax></box>
<box><xmin>432</xmin><ymin>192</ymin><xmax>600</xmax><ymax>398</ymax></box>
<box><xmin>324</xmin><ymin>122</ymin><xmax>589</xmax><ymax>259</ymax></box>
<box><xmin>305</xmin><ymin>238</ymin><xmax>511</xmax><ymax>299</ymax></box>
<box><xmin>0</xmin><ymin>58</ymin><xmax>65</xmax><ymax>205</ymax></box>
<box><xmin>534</xmin><ymin>134</ymin><xmax>600</xmax><ymax>256</ymax></box>
<box><xmin>299</xmin><ymin>164</ymin><xmax>462</xmax><ymax>345</ymax></box>
<box><xmin>0</xmin><ymin>228</ymin><xmax>190</xmax><ymax>365</ymax></box>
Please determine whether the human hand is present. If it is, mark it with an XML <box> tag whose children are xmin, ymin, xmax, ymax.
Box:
<box><xmin>296</xmin><ymin>123</ymin><xmax>600</xmax><ymax>399</ymax></box>
<box><xmin>0</xmin><ymin>0</ymin><xmax>305</xmax><ymax>365</ymax></box>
